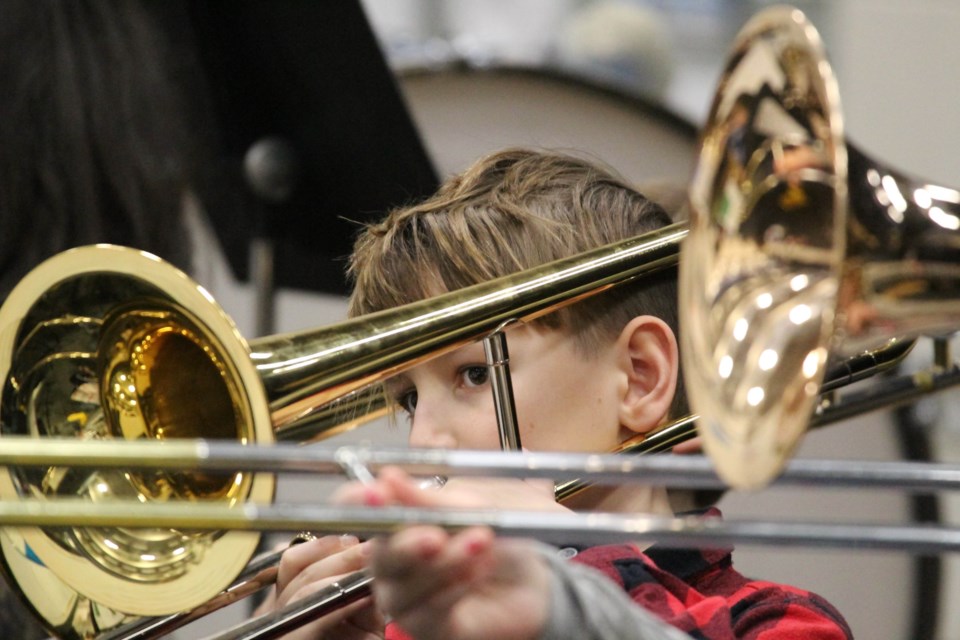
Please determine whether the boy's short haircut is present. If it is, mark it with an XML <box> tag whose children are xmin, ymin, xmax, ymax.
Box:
<box><xmin>347</xmin><ymin>147</ymin><xmax>687</xmax><ymax>419</ymax></box>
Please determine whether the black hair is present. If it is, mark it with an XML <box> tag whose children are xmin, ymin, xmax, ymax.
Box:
<box><xmin>0</xmin><ymin>0</ymin><xmax>215</xmax><ymax>299</ymax></box>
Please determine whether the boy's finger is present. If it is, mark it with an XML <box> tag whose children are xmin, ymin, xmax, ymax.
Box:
<box><xmin>379</xmin><ymin>467</ymin><xmax>450</xmax><ymax>507</ymax></box>
<box><xmin>277</xmin><ymin>537</ymin><xmax>369</xmax><ymax>600</ymax></box>
<box><xmin>671</xmin><ymin>436</ymin><xmax>703</xmax><ymax>455</ymax></box>
<box><xmin>371</xmin><ymin>526</ymin><xmax>447</xmax><ymax>579</ymax></box>
<box><xmin>330</xmin><ymin>481</ymin><xmax>371</xmax><ymax>505</ymax></box>
<box><xmin>332</xmin><ymin>468</ymin><xmax>413</xmax><ymax>506</ymax></box>
<box><xmin>277</xmin><ymin>534</ymin><xmax>359</xmax><ymax>590</ymax></box>
<box><xmin>373</xmin><ymin>527</ymin><xmax>494</xmax><ymax>615</ymax></box>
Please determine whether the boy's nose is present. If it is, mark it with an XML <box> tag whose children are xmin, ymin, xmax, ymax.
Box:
<box><xmin>408</xmin><ymin>413</ymin><xmax>457</xmax><ymax>449</ymax></box>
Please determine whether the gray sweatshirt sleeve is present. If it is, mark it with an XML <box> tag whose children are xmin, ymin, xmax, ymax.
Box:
<box><xmin>535</xmin><ymin>545</ymin><xmax>691</xmax><ymax>640</ymax></box>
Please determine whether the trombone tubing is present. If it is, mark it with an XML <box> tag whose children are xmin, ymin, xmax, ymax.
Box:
<box><xmin>247</xmin><ymin>223</ymin><xmax>686</xmax><ymax>428</ymax></box>
<box><xmin>1</xmin><ymin>500</ymin><xmax>960</xmax><ymax>555</ymax></box>
<box><xmin>5</xmin><ymin>437</ymin><xmax>960</xmax><ymax>492</ymax></box>
<box><xmin>94</xmin><ymin>548</ymin><xmax>285</xmax><ymax>640</ymax></box>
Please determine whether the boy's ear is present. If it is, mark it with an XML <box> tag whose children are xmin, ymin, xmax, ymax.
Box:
<box><xmin>616</xmin><ymin>315</ymin><xmax>679</xmax><ymax>434</ymax></box>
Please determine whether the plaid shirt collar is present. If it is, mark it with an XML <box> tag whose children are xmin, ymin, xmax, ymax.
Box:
<box><xmin>643</xmin><ymin>506</ymin><xmax>733</xmax><ymax>582</ymax></box>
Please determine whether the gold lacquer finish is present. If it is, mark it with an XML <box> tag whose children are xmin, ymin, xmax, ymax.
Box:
<box><xmin>0</xmin><ymin>246</ymin><xmax>275</xmax><ymax>638</ymax></box>
<box><xmin>99</xmin><ymin>307</ymin><xmax>247</xmax><ymax>499</ymax></box>
<box><xmin>681</xmin><ymin>6</ymin><xmax>960</xmax><ymax>490</ymax></box>
<box><xmin>0</xmin><ymin>227</ymin><xmax>683</xmax><ymax>639</ymax></box>
<box><xmin>680</xmin><ymin>7</ymin><xmax>846</xmax><ymax>489</ymax></box>
<box><xmin>7</xmin><ymin>7</ymin><xmax>960</xmax><ymax>636</ymax></box>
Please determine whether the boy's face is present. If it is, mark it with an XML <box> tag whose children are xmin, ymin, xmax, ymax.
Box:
<box><xmin>389</xmin><ymin>325</ymin><xmax>628</xmax><ymax>454</ymax></box>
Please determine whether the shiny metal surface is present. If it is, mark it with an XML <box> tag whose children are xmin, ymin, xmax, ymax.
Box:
<box><xmin>3</xmin><ymin>496</ymin><xmax>960</xmax><ymax>554</ymax></box>
<box><xmin>681</xmin><ymin>6</ymin><xmax>846</xmax><ymax>490</ymax></box>
<box><xmin>10</xmin><ymin>439</ymin><xmax>960</xmax><ymax>494</ymax></box>
<box><xmin>3</xmin><ymin>5</ymin><xmax>958</xmax><ymax>636</ymax></box>
<box><xmin>0</xmin><ymin>317</ymin><xmax>927</xmax><ymax>638</ymax></box>
<box><xmin>0</xmin><ymin>246</ymin><xmax>275</xmax><ymax>637</ymax></box>
<box><xmin>842</xmin><ymin>144</ymin><xmax>960</xmax><ymax>351</ymax></box>
<box><xmin>680</xmin><ymin>6</ymin><xmax>960</xmax><ymax>489</ymax></box>
<box><xmin>249</xmin><ymin>222</ymin><xmax>684</xmax><ymax>429</ymax></box>
<box><xmin>207</xmin><ymin>569</ymin><xmax>374</xmax><ymax>640</ymax></box>
<box><xmin>483</xmin><ymin>330</ymin><xmax>522</xmax><ymax>451</ymax></box>
<box><xmin>0</xmin><ymin>226</ymin><xmax>682</xmax><ymax>639</ymax></box>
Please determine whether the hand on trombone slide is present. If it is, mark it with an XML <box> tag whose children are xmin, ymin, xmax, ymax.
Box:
<box><xmin>257</xmin><ymin>534</ymin><xmax>383</xmax><ymax>640</ymax></box>
<box><xmin>262</xmin><ymin>469</ymin><xmax>564</xmax><ymax>640</ymax></box>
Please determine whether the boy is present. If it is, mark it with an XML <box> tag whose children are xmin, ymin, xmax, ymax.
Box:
<box><xmin>268</xmin><ymin>148</ymin><xmax>852</xmax><ymax>640</ymax></box>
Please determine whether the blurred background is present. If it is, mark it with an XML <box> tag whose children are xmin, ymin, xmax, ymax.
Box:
<box><xmin>180</xmin><ymin>1</ymin><xmax>960</xmax><ymax>638</ymax></box>
<box><xmin>4</xmin><ymin>1</ymin><xmax>959</xmax><ymax>638</ymax></box>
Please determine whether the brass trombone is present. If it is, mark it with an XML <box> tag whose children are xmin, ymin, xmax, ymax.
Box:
<box><xmin>2</xmin><ymin>4</ymin><xmax>960</xmax><ymax>640</ymax></box>
<box><xmin>0</xmin><ymin>225</ymin><xmax>682</xmax><ymax>638</ymax></box>
<box><xmin>679</xmin><ymin>5</ymin><xmax>960</xmax><ymax>489</ymax></box>
<box><xmin>0</xmin><ymin>238</ymin><xmax>931</xmax><ymax>638</ymax></box>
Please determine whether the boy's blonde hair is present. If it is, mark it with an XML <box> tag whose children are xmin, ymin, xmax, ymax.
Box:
<box><xmin>347</xmin><ymin>148</ymin><xmax>686</xmax><ymax>419</ymax></box>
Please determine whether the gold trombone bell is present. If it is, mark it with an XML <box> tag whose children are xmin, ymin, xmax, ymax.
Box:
<box><xmin>0</xmin><ymin>246</ymin><xmax>275</xmax><ymax>624</ymax></box>
<box><xmin>680</xmin><ymin>6</ymin><xmax>960</xmax><ymax>489</ymax></box>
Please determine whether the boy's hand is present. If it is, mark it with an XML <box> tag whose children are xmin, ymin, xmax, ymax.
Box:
<box><xmin>670</xmin><ymin>435</ymin><xmax>703</xmax><ymax>455</ymax></box>
<box><xmin>266</xmin><ymin>534</ymin><xmax>384</xmax><ymax>640</ymax></box>
<box><xmin>334</xmin><ymin>468</ymin><xmax>554</xmax><ymax>640</ymax></box>
<box><xmin>373</xmin><ymin>525</ymin><xmax>551</xmax><ymax>640</ymax></box>
<box><xmin>334</xmin><ymin>466</ymin><xmax>567</xmax><ymax>513</ymax></box>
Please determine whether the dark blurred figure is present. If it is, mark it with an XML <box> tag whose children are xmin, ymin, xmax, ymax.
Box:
<box><xmin>0</xmin><ymin>1</ymin><xmax>216</xmax><ymax>636</ymax></box>
<box><xmin>0</xmin><ymin>0</ymin><xmax>209</xmax><ymax>296</ymax></box>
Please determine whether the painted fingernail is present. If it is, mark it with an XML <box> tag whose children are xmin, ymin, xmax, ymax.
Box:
<box><xmin>466</xmin><ymin>538</ymin><xmax>487</xmax><ymax>555</ymax></box>
<box><xmin>363</xmin><ymin>487</ymin><xmax>385</xmax><ymax>506</ymax></box>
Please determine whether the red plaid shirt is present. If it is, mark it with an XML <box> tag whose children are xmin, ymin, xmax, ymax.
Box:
<box><xmin>386</xmin><ymin>510</ymin><xmax>852</xmax><ymax>640</ymax></box>
<box><xmin>568</xmin><ymin>541</ymin><xmax>852</xmax><ymax>639</ymax></box>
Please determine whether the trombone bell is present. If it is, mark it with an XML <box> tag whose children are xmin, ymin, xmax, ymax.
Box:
<box><xmin>680</xmin><ymin>6</ymin><xmax>960</xmax><ymax>490</ymax></box>
<box><xmin>0</xmin><ymin>245</ymin><xmax>275</xmax><ymax>631</ymax></box>
<box><xmin>0</xmin><ymin>226</ymin><xmax>684</xmax><ymax>637</ymax></box>
<box><xmin>680</xmin><ymin>6</ymin><xmax>846</xmax><ymax>490</ymax></box>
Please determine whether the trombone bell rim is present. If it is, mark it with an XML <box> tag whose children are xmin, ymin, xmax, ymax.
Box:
<box><xmin>679</xmin><ymin>6</ymin><xmax>847</xmax><ymax>489</ymax></box>
<box><xmin>0</xmin><ymin>245</ymin><xmax>276</xmax><ymax>618</ymax></box>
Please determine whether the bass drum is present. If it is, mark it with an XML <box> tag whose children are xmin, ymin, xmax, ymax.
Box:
<box><xmin>399</xmin><ymin>66</ymin><xmax>696</xmax><ymax>202</ymax></box>
<box><xmin>396</xmin><ymin>64</ymin><xmax>931</xmax><ymax>640</ymax></box>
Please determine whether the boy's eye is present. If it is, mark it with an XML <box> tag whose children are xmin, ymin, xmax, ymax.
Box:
<box><xmin>397</xmin><ymin>389</ymin><xmax>418</xmax><ymax>415</ymax></box>
<box><xmin>460</xmin><ymin>365</ymin><xmax>489</xmax><ymax>388</ymax></box>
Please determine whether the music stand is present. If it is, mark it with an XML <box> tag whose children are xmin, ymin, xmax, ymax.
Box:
<box><xmin>187</xmin><ymin>0</ymin><xmax>439</xmax><ymax>299</ymax></box>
